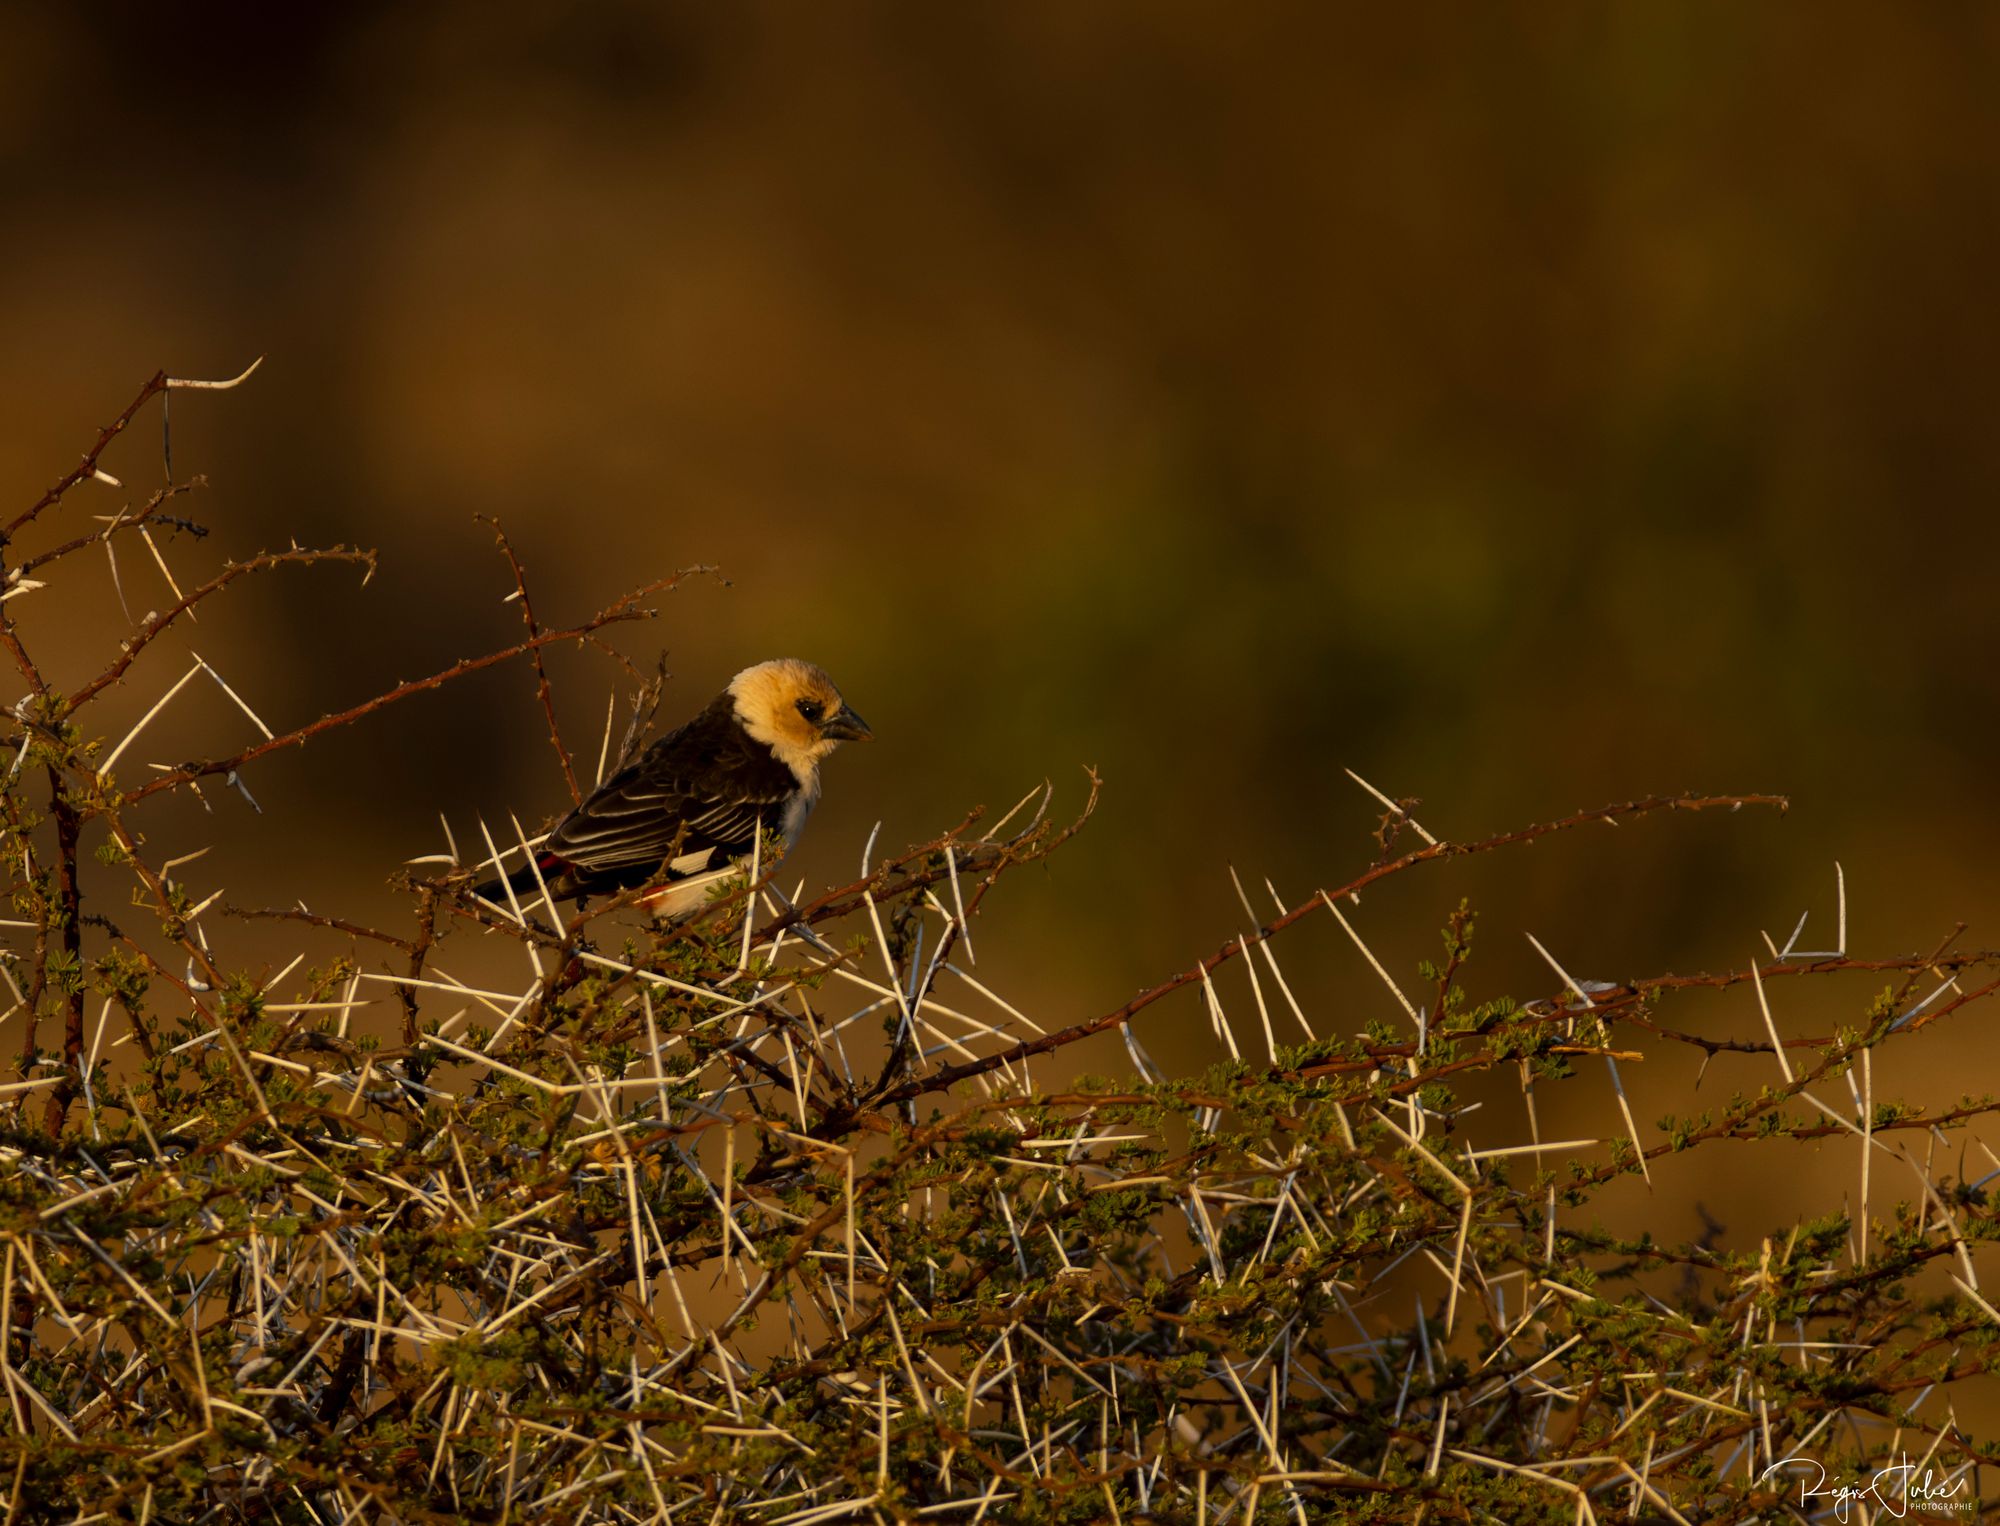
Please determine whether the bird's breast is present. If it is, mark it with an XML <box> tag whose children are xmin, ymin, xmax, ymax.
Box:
<box><xmin>780</xmin><ymin>776</ymin><xmax>818</xmax><ymax>849</ymax></box>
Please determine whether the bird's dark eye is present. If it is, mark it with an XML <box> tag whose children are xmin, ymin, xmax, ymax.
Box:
<box><xmin>795</xmin><ymin>697</ymin><xmax>824</xmax><ymax>725</ymax></box>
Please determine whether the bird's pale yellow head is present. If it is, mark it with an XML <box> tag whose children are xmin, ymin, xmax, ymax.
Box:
<box><xmin>727</xmin><ymin>658</ymin><xmax>872</xmax><ymax>772</ymax></box>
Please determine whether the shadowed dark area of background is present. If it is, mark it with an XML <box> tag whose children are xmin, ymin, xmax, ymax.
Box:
<box><xmin>8</xmin><ymin>6</ymin><xmax>2000</xmax><ymax>1263</ymax></box>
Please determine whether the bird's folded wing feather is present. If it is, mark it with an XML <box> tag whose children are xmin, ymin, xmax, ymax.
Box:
<box><xmin>545</xmin><ymin>727</ymin><xmax>794</xmax><ymax>878</ymax></box>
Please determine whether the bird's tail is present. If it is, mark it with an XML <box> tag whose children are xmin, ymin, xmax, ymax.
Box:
<box><xmin>472</xmin><ymin>855</ymin><xmax>561</xmax><ymax>905</ymax></box>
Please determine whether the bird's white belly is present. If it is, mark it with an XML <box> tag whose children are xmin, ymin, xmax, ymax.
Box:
<box><xmin>643</xmin><ymin>792</ymin><xmax>814</xmax><ymax>921</ymax></box>
<box><xmin>641</xmin><ymin>866</ymin><xmax>732</xmax><ymax>920</ymax></box>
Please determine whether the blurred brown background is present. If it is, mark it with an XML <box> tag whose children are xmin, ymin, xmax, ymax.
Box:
<box><xmin>8</xmin><ymin>7</ymin><xmax>2000</xmax><ymax>1261</ymax></box>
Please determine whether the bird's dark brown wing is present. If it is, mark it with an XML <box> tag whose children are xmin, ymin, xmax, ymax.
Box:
<box><xmin>543</xmin><ymin>694</ymin><xmax>798</xmax><ymax>885</ymax></box>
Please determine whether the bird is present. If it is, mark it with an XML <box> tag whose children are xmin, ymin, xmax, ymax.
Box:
<box><xmin>475</xmin><ymin>658</ymin><xmax>871</xmax><ymax>917</ymax></box>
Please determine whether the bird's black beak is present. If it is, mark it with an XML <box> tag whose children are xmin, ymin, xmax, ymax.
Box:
<box><xmin>822</xmin><ymin>707</ymin><xmax>873</xmax><ymax>742</ymax></box>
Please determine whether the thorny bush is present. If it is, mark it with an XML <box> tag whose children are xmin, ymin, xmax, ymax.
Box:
<box><xmin>3</xmin><ymin>373</ymin><xmax>1999</xmax><ymax>1524</ymax></box>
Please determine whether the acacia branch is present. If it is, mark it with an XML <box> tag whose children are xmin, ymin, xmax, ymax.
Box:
<box><xmin>15</xmin><ymin>478</ymin><xmax>207</xmax><ymax>580</ymax></box>
<box><xmin>479</xmin><ymin>516</ymin><xmax>580</xmax><ymax>805</ymax></box>
<box><xmin>38</xmin><ymin>779</ymin><xmax>86</xmax><ymax>1135</ymax></box>
<box><xmin>66</xmin><ymin>546</ymin><xmax>377</xmax><ymax>713</ymax></box>
<box><xmin>0</xmin><ymin>621</ymin><xmax>47</xmax><ymax>694</ymax></box>
<box><xmin>4</xmin><ymin>371</ymin><xmax>167</xmax><ymax>544</ymax></box>
<box><xmin>876</xmin><ymin>790</ymin><xmax>1790</xmax><ymax>1106</ymax></box>
<box><xmin>217</xmin><ymin>903</ymin><xmax>414</xmax><ymax>954</ymax></box>
<box><xmin>122</xmin><ymin>569</ymin><xmax>709</xmax><ymax>802</ymax></box>
<box><xmin>743</xmin><ymin>781</ymin><xmax>1100</xmax><ymax>947</ymax></box>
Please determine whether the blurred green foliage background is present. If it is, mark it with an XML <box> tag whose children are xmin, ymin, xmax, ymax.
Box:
<box><xmin>6</xmin><ymin>4</ymin><xmax>1999</xmax><ymax>1171</ymax></box>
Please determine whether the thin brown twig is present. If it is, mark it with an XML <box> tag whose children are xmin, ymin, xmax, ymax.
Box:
<box><xmin>876</xmin><ymin>790</ymin><xmax>1789</xmax><ymax>1106</ymax></box>
<box><xmin>95</xmin><ymin>804</ymin><xmax>226</xmax><ymax>992</ymax></box>
<box><xmin>479</xmin><ymin>516</ymin><xmax>581</xmax><ymax>805</ymax></box>
<box><xmin>122</xmin><ymin>569</ymin><xmax>709</xmax><ymax>802</ymax></box>
<box><xmin>1620</xmin><ymin>945</ymin><xmax>1992</xmax><ymax>998</ymax></box>
<box><xmin>14</xmin><ymin>478</ymin><xmax>207</xmax><ymax>580</ymax></box>
<box><xmin>38</xmin><ymin>777</ymin><xmax>86</xmax><ymax>1135</ymax></box>
<box><xmin>3</xmin><ymin>371</ymin><xmax>168</xmax><ymax>544</ymax></box>
<box><xmin>65</xmin><ymin>546</ymin><xmax>377</xmax><ymax>714</ymax></box>
<box><xmin>217</xmin><ymin>904</ymin><xmax>415</xmax><ymax>954</ymax></box>
<box><xmin>0</xmin><ymin>620</ymin><xmax>48</xmax><ymax>693</ymax></box>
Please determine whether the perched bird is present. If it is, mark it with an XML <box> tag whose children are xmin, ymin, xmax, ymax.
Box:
<box><xmin>476</xmin><ymin>658</ymin><xmax>871</xmax><ymax>917</ymax></box>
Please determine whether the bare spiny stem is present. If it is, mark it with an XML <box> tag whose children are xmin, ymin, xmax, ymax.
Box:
<box><xmin>481</xmin><ymin>515</ymin><xmax>582</xmax><ymax>806</ymax></box>
<box><xmin>123</xmin><ymin>569</ymin><xmax>708</xmax><ymax>802</ymax></box>
<box><xmin>37</xmin><ymin>779</ymin><xmax>85</xmax><ymax>1135</ymax></box>
<box><xmin>877</xmin><ymin>790</ymin><xmax>1788</xmax><ymax>1107</ymax></box>
<box><xmin>65</xmin><ymin>545</ymin><xmax>377</xmax><ymax>712</ymax></box>
<box><xmin>3</xmin><ymin>371</ymin><xmax>168</xmax><ymax>544</ymax></box>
